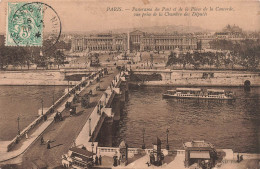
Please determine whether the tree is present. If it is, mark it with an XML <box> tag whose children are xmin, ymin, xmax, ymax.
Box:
<box><xmin>240</xmin><ymin>46</ymin><xmax>260</xmax><ymax>70</ymax></box>
<box><xmin>166</xmin><ymin>52</ymin><xmax>178</xmax><ymax>66</ymax></box>
<box><xmin>54</xmin><ymin>50</ymin><xmax>65</xmax><ymax>69</ymax></box>
<box><xmin>0</xmin><ymin>46</ymin><xmax>9</xmax><ymax>69</ymax></box>
<box><xmin>192</xmin><ymin>52</ymin><xmax>203</xmax><ymax>69</ymax></box>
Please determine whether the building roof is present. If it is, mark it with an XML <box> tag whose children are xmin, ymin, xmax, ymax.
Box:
<box><xmin>207</xmin><ymin>89</ymin><xmax>225</xmax><ymax>93</ymax></box>
<box><xmin>119</xmin><ymin>140</ymin><xmax>128</xmax><ymax>148</ymax></box>
<box><xmin>176</xmin><ymin>88</ymin><xmax>201</xmax><ymax>91</ymax></box>
<box><xmin>152</xmin><ymin>137</ymin><xmax>161</xmax><ymax>145</ymax></box>
<box><xmin>190</xmin><ymin>151</ymin><xmax>210</xmax><ymax>159</ymax></box>
<box><xmin>69</xmin><ymin>147</ymin><xmax>95</xmax><ymax>157</ymax></box>
<box><xmin>130</xmin><ymin>30</ymin><xmax>145</xmax><ymax>35</ymax></box>
<box><xmin>183</xmin><ymin>140</ymin><xmax>214</xmax><ymax>148</ymax></box>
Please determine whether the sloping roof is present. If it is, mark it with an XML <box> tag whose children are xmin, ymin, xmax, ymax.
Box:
<box><xmin>190</xmin><ymin>151</ymin><xmax>210</xmax><ymax>159</ymax></box>
<box><xmin>207</xmin><ymin>89</ymin><xmax>225</xmax><ymax>93</ymax></box>
<box><xmin>69</xmin><ymin>147</ymin><xmax>95</xmax><ymax>157</ymax></box>
<box><xmin>183</xmin><ymin>140</ymin><xmax>214</xmax><ymax>148</ymax></box>
<box><xmin>152</xmin><ymin>137</ymin><xmax>161</xmax><ymax>145</ymax></box>
<box><xmin>176</xmin><ymin>88</ymin><xmax>201</xmax><ymax>91</ymax></box>
<box><xmin>130</xmin><ymin>30</ymin><xmax>144</xmax><ymax>35</ymax></box>
<box><xmin>119</xmin><ymin>140</ymin><xmax>127</xmax><ymax>148</ymax></box>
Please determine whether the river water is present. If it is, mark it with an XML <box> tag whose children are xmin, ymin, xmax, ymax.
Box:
<box><xmin>109</xmin><ymin>86</ymin><xmax>260</xmax><ymax>153</ymax></box>
<box><xmin>0</xmin><ymin>86</ymin><xmax>66</xmax><ymax>141</ymax></box>
<box><xmin>1</xmin><ymin>86</ymin><xmax>259</xmax><ymax>153</ymax></box>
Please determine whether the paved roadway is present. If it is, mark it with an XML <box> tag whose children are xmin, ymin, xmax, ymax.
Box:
<box><xmin>20</xmin><ymin>68</ymin><xmax>118</xmax><ymax>168</ymax></box>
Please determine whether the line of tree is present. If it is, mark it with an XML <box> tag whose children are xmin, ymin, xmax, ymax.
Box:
<box><xmin>0</xmin><ymin>39</ymin><xmax>69</xmax><ymax>70</ymax></box>
<box><xmin>166</xmin><ymin>39</ymin><xmax>260</xmax><ymax>71</ymax></box>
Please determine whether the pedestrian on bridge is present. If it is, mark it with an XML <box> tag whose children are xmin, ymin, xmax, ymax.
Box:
<box><xmin>47</xmin><ymin>140</ymin><xmax>50</xmax><ymax>149</ymax></box>
<box><xmin>59</xmin><ymin>112</ymin><xmax>63</xmax><ymax>121</ymax></box>
<box><xmin>44</xmin><ymin>114</ymin><xmax>47</xmax><ymax>121</ymax></box>
<box><xmin>25</xmin><ymin>131</ymin><xmax>28</xmax><ymax>139</ymax></box>
<box><xmin>99</xmin><ymin>155</ymin><xmax>102</xmax><ymax>165</ymax></box>
<box><xmin>95</xmin><ymin>156</ymin><xmax>99</xmax><ymax>165</ymax></box>
<box><xmin>40</xmin><ymin>137</ymin><xmax>44</xmax><ymax>145</ymax></box>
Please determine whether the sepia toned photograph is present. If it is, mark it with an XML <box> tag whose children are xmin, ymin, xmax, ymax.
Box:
<box><xmin>0</xmin><ymin>0</ymin><xmax>259</xmax><ymax>168</ymax></box>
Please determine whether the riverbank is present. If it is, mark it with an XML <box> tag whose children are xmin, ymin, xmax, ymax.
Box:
<box><xmin>0</xmin><ymin>70</ymin><xmax>92</xmax><ymax>85</ymax></box>
<box><xmin>130</xmin><ymin>69</ymin><xmax>260</xmax><ymax>86</ymax></box>
<box><xmin>0</xmin><ymin>70</ymin><xmax>65</xmax><ymax>85</ymax></box>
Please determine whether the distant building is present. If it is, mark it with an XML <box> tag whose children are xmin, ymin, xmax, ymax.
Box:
<box><xmin>71</xmin><ymin>33</ymin><xmax>128</xmax><ymax>52</ymax></box>
<box><xmin>198</xmin><ymin>25</ymin><xmax>259</xmax><ymax>49</ymax></box>
<box><xmin>131</xmin><ymin>30</ymin><xmax>198</xmax><ymax>51</ymax></box>
<box><xmin>71</xmin><ymin>30</ymin><xmax>198</xmax><ymax>53</ymax></box>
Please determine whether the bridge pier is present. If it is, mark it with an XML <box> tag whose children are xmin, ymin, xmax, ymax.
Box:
<box><xmin>112</xmin><ymin>94</ymin><xmax>121</xmax><ymax>121</ymax></box>
<box><xmin>119</xmin><ymin>81</ymin><xmax>129</xmax><ymax>104</ymax></box>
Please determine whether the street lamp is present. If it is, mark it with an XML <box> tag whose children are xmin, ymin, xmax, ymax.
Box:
<box><xmin>91</xmin><ymin>141</ymin><xmax>94</xmax><ymax>162</ymax></box>
<box><xmin>89</xmin><ymin>118</ymin><xmax>92</xmax><ymax>137</ymax></box>
<box><xmin>17</xmin><ymin>116</ymin><xmax>20</xmax><ymax>135</ymax></box>
<box><xmin>53</xmin><ymin>85</ymin><xmax>55</xmax><ymax>106</ymax></box>
<box><xmin>41</xmin><ymin>98</ymin><xmax>44</xmax><ymax>115</ymax></box>
<box><xmin>166</xmin><ymin>129</ymin><xmax>169</xmax><ymax>150</ymax></box>
<box><xmin>67</xmin><ymin>80</ymin><xmax>70</xmax><ymax>93</ymax></box>
<box><xmin>142</xmin><ymin>128</ymin><xmax>145</xmax><ymax>149</ymax></box>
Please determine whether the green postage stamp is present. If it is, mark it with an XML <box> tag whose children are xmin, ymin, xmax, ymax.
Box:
<box><xmin>6</xmin><ymin>2</ymin><xmax>43</xmax><ymax>46</ymax></box>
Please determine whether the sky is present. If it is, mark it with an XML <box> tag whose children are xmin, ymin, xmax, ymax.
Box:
<box><xmin>0</xmin><ymin>0</ymin><xmax>259</xmax><ymax>34</ymax></box>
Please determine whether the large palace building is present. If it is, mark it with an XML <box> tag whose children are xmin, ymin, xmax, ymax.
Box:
<box><xmin>71</xmin><ymin>30</ymin><xmax>198</xmax><ymax>52</ymax></box>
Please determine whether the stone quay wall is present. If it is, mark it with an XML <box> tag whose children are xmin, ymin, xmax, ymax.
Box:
<box><xmin>131</xmin><ymin>69</ymin><xmax>260</xmax><ymax>86</ymax></box>
<box><xmin>0</xmin><ymin>69</ymin><xmax>96</xmax><ymax>85</ymax></box>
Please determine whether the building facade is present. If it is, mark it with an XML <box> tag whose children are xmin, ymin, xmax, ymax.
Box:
<box><xmin>71</xmin><ymin>33</ymin><xmax>128</xmax><ymax>52</ymax></box>
<box><xmin>71</xmin><ymin>30</ymin><xmax>198</xmax><ymax>52</ymax></box>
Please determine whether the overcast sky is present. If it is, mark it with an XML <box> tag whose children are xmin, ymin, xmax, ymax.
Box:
<box><xmin>0</xmin><ymin>0</ymin><xmax>259</xmax><ymax>34</ymax></box>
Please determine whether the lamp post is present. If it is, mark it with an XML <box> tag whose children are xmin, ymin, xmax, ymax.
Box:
<box><xmin>142</xmin><ymin>128</ymin><xmax>145</xmax><ymax>149</ymax></box>
<box><xmin>52</xmin><ymin>93</ymin><xmax>54</xmax><ymax>106</ymax></box>
<box><xmin>67</xmin><ymin>80</ymin><xmax>70</xmax><ymax>93</ymax></box>
<box><xmin>91</xmin><ymin>141</ymin><xmax>94</xmax><ymax>162</ymax></box>
<box><xmin>41</xmin><ymin>98</ymin><xmax>44</xmax><ymax>115</ymax></box>
<box><xmin>17</xmin><ymin>116</ymin><xmax>20</xmax><ymax>135</ymax></box>
<box><xmin>166</xmin><ymin>129</ymin><xmax>169</xmax><ymax>150</ymax></box>
<box><xmin>89</xmin><ymin>118</ymin><xmax>91</xmax><ymax>137</ymax></box>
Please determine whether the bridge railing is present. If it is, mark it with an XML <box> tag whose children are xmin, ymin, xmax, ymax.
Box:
<box><xmin>7</xmin><ymin>69</ymin><xmax>105</xmax><ymax>152</ymax></box>
<box><xmin>74</xmin><ymin>71</ymin><xmax>125</xmax><ymax>150</ymax></box>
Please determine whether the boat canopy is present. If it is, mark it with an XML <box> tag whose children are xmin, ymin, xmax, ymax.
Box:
<box><xmin>176</xmin><ymin>88</ymin><xmax>201</xmax><ymax>91</ymax></box>
<box><xmin>207</xmin><ymin>89</ymin><xmax>225</xmax><ymax>93</ymax></box>
<box><xmin>167</xmin><ymin>90</ymin><xmax>176</xmax><ymax>92</ymax></box>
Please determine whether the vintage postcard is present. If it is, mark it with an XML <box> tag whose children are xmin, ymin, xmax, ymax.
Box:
<box><xmin>0</xmin><ymin>0</ymin><xmax>259</xmax><ymax>169</ymax></box>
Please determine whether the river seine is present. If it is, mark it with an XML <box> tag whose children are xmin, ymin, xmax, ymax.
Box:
<box><xmin>101</xmin><ymin>86</ymin><xmax>260</xmax><ymax>153</ymax></box>
<box><xmin>0</xmin><ymin>86</ymin><xmax>66</xmax><ymax>141</ymax></box>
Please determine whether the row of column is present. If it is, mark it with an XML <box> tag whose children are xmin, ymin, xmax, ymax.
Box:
<box><xmin>131</xmin><ymin>35</ymin><xmax>141</xmax><ymax>43</ymax></box>
<box><xmin>72</xmin><ymin>38</ymin><xmax>127</xmax><ymax>52</ymax></box>
<box><xmin>154</xmin><ymin>39</ymin><xmax>195</xmax><ymax>45</ymax></box>
<box><xmin>72</xmin><ymin>37</ymin><xmax>197</xmax><ymax>52</ymax></box>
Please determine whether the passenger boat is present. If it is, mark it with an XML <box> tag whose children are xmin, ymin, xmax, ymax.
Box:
<box><xmin>162</xmin><ymin>88</ymin><xmax>235</xmax><ymax>100</ymax></box>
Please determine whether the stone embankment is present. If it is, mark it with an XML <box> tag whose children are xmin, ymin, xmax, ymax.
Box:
<box><xmin>0</xmin><ymin>69</ymin><xmax>95</xmax><ymax>85</ymax></box>
<box><xmin>130</xmin><ymin>69</ymin><xmax>260</xmax><ymax>86</ymax></box>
